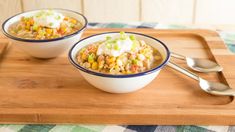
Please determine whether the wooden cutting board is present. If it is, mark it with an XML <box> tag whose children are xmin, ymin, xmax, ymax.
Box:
<box><xmin>0</xmin><ymin>29</ymin><xmax>235</xmax><ymax>125</ymax></box>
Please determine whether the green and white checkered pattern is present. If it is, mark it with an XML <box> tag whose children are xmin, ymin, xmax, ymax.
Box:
<box><xmin>1</xmin><ymin>125</ymin><xmax>235</xmax><ymax>132</ymax></box>
<box><xmin>1</xmin><ymin>23</ymin><xmax>235</xmax><ymax>132</ymax></box>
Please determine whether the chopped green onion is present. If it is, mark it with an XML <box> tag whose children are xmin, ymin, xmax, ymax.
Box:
<box><xmin>131</xmin><ymin>41</ymin><xmax>137</xmax><ymax>51</ymax></box>
<box><xmin>13</xmin><ymin>29</ymin><xmax>18</xmax><ymax>33</ymax></box>
<box><xmin>36</xmin><ymin>11</ymin><xmax>44</xmax><ymax>18</ymax></box>
<box><xmin>105</xmin><ymin>43</ymin><xmax>112</xmax><ymax>49</ymax></box>
<box><xmin>120</xmin><ymin>31</ymin><xmax>127</xmax><ymax>40</ymax></box>
<box><xmin>23</xmin><ymin>17</ymin><xmax>30</xmax><ymax>21</ymax></box>
<box><xmin>32</xmin><ymin>24</ymin><xmax>38</xmax><ymax>31</ymax></box>
<box><xmin>55</xmin><ymin>15</ymin><xmax>61</xmax><ymax>20</ymax></box>
<box><xmin>49</xmin><ymin>22</ymin><xmax>53</xmax><ymax>26</ymax></box>
<box><xmin>106</xmin><ymin>36</ymin><xmax>112</xmax><ymax>40</ymax></box>
<box><xmin>114</xmin><ymin>43</ymin><xmax>120</xmax><ymax>51</ymax></box>
<box><xmin>46</xmin><ymin>10</ymin><xmax>53</xmax><ymax>16</ymax></box>
<box><xmin>38</xmin><ymin>29</ymin><xmax>46</xmax><ymax>36</ymax></box>
<box><xmin>132</xmin><ymin>59</ymin><xmax>138</xmax><ymax>64</ymax></box>
<box><xmin>88</xmin><ymin>53</ymin><xmax>95</xmax><ymax>63</ymax></box>
<box><xmin>110</xmin><ymin>39</ymin><xmax>118</xmax><ymax>44</ymax></box>
<box><xmin>70</xmin><ymin>24</ymin><xmax>75</xmax><ymax>28</ymax></box>
<box><xmin>129</xmin><ymin>35</ymin><xmax>136</xmax><ymax>40</ymax></box>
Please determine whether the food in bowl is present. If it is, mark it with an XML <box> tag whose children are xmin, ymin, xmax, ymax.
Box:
<box><xmin>69</xmin><ymin>32</ymin><xmax>170</xmax><ymax>93</ymax></box>
<box><xmin>8</xmin><ymin>10</ymin><xmax>82</xmax><ymax>40</ymax></box>
<box><xmin>2</xmin><ymin>9</ymin><xmax>87</xmax><ymax>58</ymax></box>
<box><xmin>76</xmin><ymin>32</ymin><xmax>163</xmax><ymax>75</ymax></box>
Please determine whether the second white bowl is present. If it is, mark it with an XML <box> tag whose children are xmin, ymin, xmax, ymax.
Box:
<box><xmin>2</xmin><ymin>9</ymin><xmax>88</xmax><ymax>58</ymax></box>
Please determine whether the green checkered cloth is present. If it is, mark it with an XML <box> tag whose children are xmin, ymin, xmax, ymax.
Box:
<box><xmin>1</xmin><ymin>23</ymin><xmax>235</xmax><ymax>132</ymax></box>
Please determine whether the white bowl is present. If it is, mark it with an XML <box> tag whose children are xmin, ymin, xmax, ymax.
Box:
<box><xmin>69</xmin><ymin>32</ymin><xmax>170</xmax><ymax>93</ymax></box>
<box><xmin>2</xmin><ymin>8</ymin><xmax>87</xmax><ymax>58</ymax></box>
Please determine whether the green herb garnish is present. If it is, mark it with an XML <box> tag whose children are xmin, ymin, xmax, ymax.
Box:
<box><xmin>114</xmin><ymin>43</ymin><xmax>120</xmax><ymax>51</ymax></box>
<box><xmin>129</xmin><ymin>35</ymin><xmax>136</xmax><ymax>40</ymax></box>
<box><xmin>55</xmin><ymin>15</ymin><xmax>61</xmax><ymax>20</ymax></box>
<box><xmin>88</xmin><ymin>53</ymin><xmax>95</xmax><ymax>63</ymax></box>
<box><xmin>49</xmin><ymin>22</ymin><xmax>53</xmax><ymax>26</ymax></box>
<box><xmin>120</xmin><ymin>31</ymin><xmax>127</xmax><ymax>40</ymax></box>
<box><xmin>132</xmin><ymin>59</ymin><xmax>138</xmax><ymax>64</ymax></box>
<box><xmin>105</xmin><ymin>43</ymin><xmax>112</xmax><ymax>49</ymax></box>
<box><xmin>32</xmin><ymin>24</ymin><xmax>38</xmax><ymax>31</ymax></box>
<box><xmin>106</xmin><ymin>36</ymin><xmax>112</xmax><ymax>40</ymax></box>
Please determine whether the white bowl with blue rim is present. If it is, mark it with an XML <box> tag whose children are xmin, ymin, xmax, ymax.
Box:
<box><xmin>2</xmin><ymin>8</ymin><xmax>87</xmax><ymax>59</ymax></box>
<box><xmin>69</xmin><ymin>32</ymin><xmax>170</xmax><ymax>93</ymax></box>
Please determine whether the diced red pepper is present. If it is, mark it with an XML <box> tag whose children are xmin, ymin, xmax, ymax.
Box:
<box><xmin>131</xmin><ymin>65</ymin><xmax>139</xmax><ymax>73</ymax></box>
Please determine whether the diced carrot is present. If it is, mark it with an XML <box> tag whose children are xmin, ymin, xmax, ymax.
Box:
<box><xmin>87</xmin><ymin>46</ymin><xmax>93</xmax><ymax>51</ymax></box>
<box><xmin>59</xmin><ymin>26</ymin><xmax>67</xmax><ymax>34</ymax></box>
<box><xmin>131</xmin><ymin>65</ymin><xmax>138</xmax><ymax>73</ymax></box>
<box><xmin>29</xmin><ymin>19</ymin><xmax>34</xmax><ymax>25</ymax></box>
<box><xmin>64</xmin><ymin>17</ymin><xmax>69</xmax><ymax>21</ymax></box>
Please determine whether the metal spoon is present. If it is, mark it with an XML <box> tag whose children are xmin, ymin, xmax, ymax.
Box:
<box><xmin>167</xmin><ymin>61</ymin><xmax>235</xmax><ymax>96</ymax></box>
<box><xmin>171</xmin><ymin>52</ymin><xmax>223</xmax><ymax>72</ymax></box>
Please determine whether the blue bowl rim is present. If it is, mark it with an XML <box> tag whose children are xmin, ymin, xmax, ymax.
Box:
<box><xmin>68</xmin><ymin>31</ymin><xmax>171</xmax><ymax>78</ymax></box>
<box><xmin>1</xmin><ymin>8</ymin><xmax>88</xmax><ymax>42</ymax></box>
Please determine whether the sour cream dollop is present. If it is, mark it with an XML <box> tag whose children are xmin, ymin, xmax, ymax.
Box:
<box><xmin>97</xmin><ymin>37</ymin><xmax>134</xmax><ymax>57</ymax></box>
<box><xmin>33</xmin><ymin>10</ymin><xmax>64</xmax><ymax>28</ymax></box>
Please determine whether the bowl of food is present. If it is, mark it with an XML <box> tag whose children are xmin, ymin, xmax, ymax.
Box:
<box><xmin>2</xmin><ymin>9</ymin><xmax>87</xmax><ymax>58</ymax></box>
<box><xmin>69</xmin><ymin>32</ymin><xmax>170</xmax><ymax>93</ymax></box>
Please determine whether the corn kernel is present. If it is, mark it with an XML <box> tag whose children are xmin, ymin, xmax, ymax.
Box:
<box><xmin>110</xmin><ymin>57</ymin><xmax>116</xmax><ymax>62</ymax></box>
<box><xmin>81</xmin><ymin>53</ymin><xmax>87</xmax><ymax>60</ymax></box>
<box><xmin>25</xmin><ymin>22</ymin><xmax>30</xmax><ymax>30</ymax></box>
<box><xmin>70</xmin><ymin>19</ymin><xmax>77</xmax><ymax>24</ymax></box>
<box><xmin>29</xmin><ymin>19</ymin><xmax>34</xmax><ymax>25</ymax></box>
<box><xmin>46</xmin><ymin>28</ymin><xmax>53</xmax><ymax>35</ymax></box>
<box><xmin>60</xmin><ymin>27</ymin><xmax>67</xmax><ymax>34</ymax></box>
<box><xmin>91</xmin><ymin>62</ymin><xmax>98</xmax><ymax>70</ymax></box>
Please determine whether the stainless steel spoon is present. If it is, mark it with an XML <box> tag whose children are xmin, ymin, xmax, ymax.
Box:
<box><xmin>167</xmin><ymin>61</ymin><xmax>235</xmax><ymax>96</ymax></box>
<box><xmin>171</xmin><ymin>52</ymin><xmax>223</xmax><ymax>72</ymax></box>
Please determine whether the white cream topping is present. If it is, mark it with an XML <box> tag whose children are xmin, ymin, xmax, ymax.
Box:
<box><xmin>33</xmin><ymin>10</ymin><xmax>64</xmax><ymax>28</ymax></box>
<box><xmin>97</xmin><ymin>37</ymin><xmax>133</xmax><ymax>57</ymax></box>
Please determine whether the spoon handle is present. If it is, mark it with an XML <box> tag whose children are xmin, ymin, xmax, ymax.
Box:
<box><xmin>167</xmin><ymin>61</ymin><xmax>199</xmax><ymax>81</ymax></box>
<box><xmin>171</xmin><ymin>52</ymin><xmax>186</xmax><ymax>60</ymax></box>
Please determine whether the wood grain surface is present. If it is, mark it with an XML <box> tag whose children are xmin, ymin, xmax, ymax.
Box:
<box><xmin>0</xmin><ymin>29</ymin><xmax>235</xmax><ymax>124</ymax></box>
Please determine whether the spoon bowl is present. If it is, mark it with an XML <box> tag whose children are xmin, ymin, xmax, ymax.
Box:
<box><xmin>171</xmin><ymin>52</ymin><xmax>223</xmax><ymax>72</ymax></box>
<box><xmin>167</xmin><ymin>61</ymin><xmax>235</xmax><ymax>96</ymax></box>
<box><xmin>186</xmin><ymin>57</ymin><xmax>223</xmax><ymax>72</ymax></box>
<box><xmin>199</xmin><ymin>78</ymin><xmax>235</xmax><ymax>96</ymax></box>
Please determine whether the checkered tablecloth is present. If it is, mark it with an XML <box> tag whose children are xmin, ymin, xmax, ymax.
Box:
<box><xmin>1</xmin><ymin>23</ymin><xmax>235</xmax><ymax>132</ymax></box>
